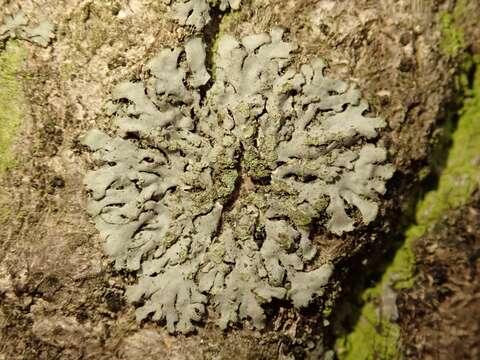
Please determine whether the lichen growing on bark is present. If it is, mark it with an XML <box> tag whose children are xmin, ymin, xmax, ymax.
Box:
<box><xmin>82</xmin><ymin>29</ymin><xmax>393</xmax><ymax>333</ymax></box>
<box><xmin>171</xmin><ymin>0</ymin><xmax>241</xmax><ymax>31</ymax></box>
<box><xmin>0</xmin><ymin>11</ymin><xmax>54</xmax><ymax>47</ymax></box>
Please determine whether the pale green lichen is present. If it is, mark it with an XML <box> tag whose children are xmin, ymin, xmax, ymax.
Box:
<box><xmin>172</xmin><ymin>0</ymin><xmax>211</xmax><ymax>31</ymax></box>
<box><xmin>0</xmin><ymin>12</ymin><xmax>54</xmax><ymax>47</ymax></box>
<box><xmin>0</xmin><ymin>40</ymin><xmax>27</xmax><ymax>174</ymax></box>
<box><xmin>82</xmin><ymin>30</ymin><xmax>393</xmax><ymax>333</ymax></box>
<box><xmin>172</xmin><ymin>0</ymin><xmax>241</xmax><ymax>31</ymax></box>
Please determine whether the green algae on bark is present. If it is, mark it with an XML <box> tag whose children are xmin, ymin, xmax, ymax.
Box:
<box><xmin>416</xmin><ymin>63</ymin><xmax>480</xmax><ymax>228</ymax></box>
<box><xmin>336</xmin><ymin>62</ymin><xmax>480</xmax><ymax>360</ymax></box>
<box><xmin>0</xmin><ymin>40</ymin><xmax>27</xmax><ymax>174</ymax></box>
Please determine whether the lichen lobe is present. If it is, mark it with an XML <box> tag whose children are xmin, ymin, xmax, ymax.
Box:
<box><xmin>0</xmin><ymin>12</ymin><xmax>54</xmax><ymax>47</ymax></box>
<box><xmin>81</xmin><ymin>28</ymin><xmax>394</xmax><ymax>333</ymax></box>
<box><xmin>171</xmin><ymin>0</ymin><xmax>242</xmax><ymax>31</ymax></box>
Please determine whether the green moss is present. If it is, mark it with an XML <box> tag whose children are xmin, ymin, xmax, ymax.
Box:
<box><xmin>0</xmin><ymin>40</ymin><xmax>27</xmax><ymax>174</ymax></box>
<box><xmin>439</xmin><ymin>0</ymin><xmax>466</xmax><ymax>57</ymax></box>
<box><xmin>336</xmin><ymin>60</ymin><xmax>480</xmax><ymax>360</ymax></box>
<box><xmin>418</xmin><ymin>65</ymin><xmax>480</xmax><ymax>226</ymax></box>
<box><xmin>336</xmin><ymin>301</ymin><xmax>401</xmax><ymax>360</ymax></box>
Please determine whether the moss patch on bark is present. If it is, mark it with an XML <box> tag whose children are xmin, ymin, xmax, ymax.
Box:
<box><xmin>439</xmin><ymin>0</ymin><xmax>466</xmax><ymax>57</ymax></box>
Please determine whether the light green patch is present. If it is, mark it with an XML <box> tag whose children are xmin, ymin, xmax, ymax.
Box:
<box><xmin>439</xmin><ymin>0</ymin><xmax>466</xmax><ymax>57</ymax></box>
<box><xmin>313</xmin><ymin>196</ymin><xmax>329</xmax><ymax>213</ymax></box>
<box><xmin>289</xmin><ymin>206</ymin><xmax>311</xmax><ymax>227</ymax></box>
<box><xmin>245</xmin><ymin>192</ymin><xmax>267</xmax><ymax>210</ymax></box>
<box><xmin>218</xmin><ymin>7</ymin><xmax>242</xmax><ymax>34</ymax></box>
<box><xmin>0</xmin><ymin>40</ymin><xmax>27</xmax><ymax>174</ymax></box>
<box><xmin>270</xmin><ymin>178</ymin><xmax>297</xmax><ymax>196</ymax></box>
<box><xmin>418</xmin><ymin>63</ymin><xmax>480</xmax><ymax>227</ymax></box>
<box><xmin>336</xmin><ymin>60</ymin><xmax>480</xmax><ymax>360</ymax></box>
<box><xmin>243</xmin><ymin>148</ymin><xmax>270</xmax><ymax>179</ymax></box>
<box><xmin>218</xmin><ymin>169</ymin><xmax>238</xmax><ymax>198</ymax></box>
<box><xmin>280</xmin><ymin>82</ymin><xmax>294</xmax><ymax>94</ymax></box>
<box><xmin>336</xmin><ymin>301</ymin><xmax>401</xmax><ymax>360</ymax></box>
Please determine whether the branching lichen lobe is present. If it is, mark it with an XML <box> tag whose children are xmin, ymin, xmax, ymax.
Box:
<box><xmin>0</xmin><ymin>12</ymin><xmax>54</xmax><ymax>47</ymax></box>
<box><xmin>82</xmin><ymin>28</ymin><xmax>393</xmax><ymax>333</ymax></box>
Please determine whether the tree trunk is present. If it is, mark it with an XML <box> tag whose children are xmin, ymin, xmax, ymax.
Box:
<box><xmin>0</xmin><ymin>0</ymin><xmax>479</xmax><ymax>359</ymax></box>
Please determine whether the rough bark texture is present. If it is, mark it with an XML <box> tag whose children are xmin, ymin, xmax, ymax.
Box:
<box><xmin>0</xmin><ymin>0</ymin><xmax>478</xmax><ymax>359</ymax></box>
<box><xmin>399</xmin><ymin>193</ymin><xmax>480</xmax><ymax>359</ymax></box>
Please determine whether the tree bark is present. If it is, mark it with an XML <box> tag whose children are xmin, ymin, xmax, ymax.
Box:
<box><xmin>0</xmin><ymin>0</ymin><xmax>479</xmax><ymax>359</ymax></box>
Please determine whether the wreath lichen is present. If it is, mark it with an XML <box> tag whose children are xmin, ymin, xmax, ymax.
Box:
<box><xmin>81</xmin><ymin>28</ymin><xmax>394</xmax><ymax>333</ymax></box>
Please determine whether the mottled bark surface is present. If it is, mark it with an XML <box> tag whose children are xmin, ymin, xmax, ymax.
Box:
<box><xmin>0</xmin><ymin>1</ymin><xmax>478</xmax><ymax>359</ymax></box>
<box><xmin>399</xmin><ymin>193</ymin><xmax>480</xmax><ymax>359</ymax></box>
